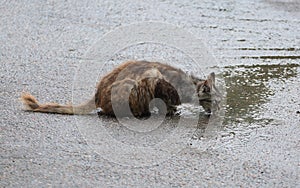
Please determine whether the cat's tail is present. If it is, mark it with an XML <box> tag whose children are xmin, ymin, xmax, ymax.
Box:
<box><xmin>20</xmin><ymin>92</ymin><xmax>96</xmax><ymax>115</ymax></box>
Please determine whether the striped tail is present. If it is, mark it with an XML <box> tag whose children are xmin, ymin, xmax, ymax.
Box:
<box><xmin>20</xmin><ymin>92</ymin><xmax>96</xmax><ymax>115</ymax></box>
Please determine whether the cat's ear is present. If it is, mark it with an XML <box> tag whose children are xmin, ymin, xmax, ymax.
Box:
<box><xmin>207</xmin><ymin>72</ymin><xmax>215</xmax><ymax>84</ymax></box>
<box><xmin>203</xmin><ymin>72</ymin><xmax>215</xmax><ymax>90</ymax></box>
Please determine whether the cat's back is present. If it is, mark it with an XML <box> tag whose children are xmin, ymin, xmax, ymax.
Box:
<box><xmin>120</xmin><ymin>61</ymin><xmax>186</xmax><ymax>80</ymax></box>
<box><xmin>98</xmin><ymin>60</ymin><xmax>188</xmax><ymax>90</ymax></box>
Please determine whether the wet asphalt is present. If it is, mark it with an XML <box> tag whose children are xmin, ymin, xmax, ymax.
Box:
<box><xmin>1</xmin><ymin>0</ymin><xmax>300</xmax><ymax>187</ymax></box>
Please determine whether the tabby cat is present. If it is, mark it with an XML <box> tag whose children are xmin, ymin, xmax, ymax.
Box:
<box><xmin>21</xmin><ymin>61</ymin><xmax>220</xmax><ymax>117</ymax></box>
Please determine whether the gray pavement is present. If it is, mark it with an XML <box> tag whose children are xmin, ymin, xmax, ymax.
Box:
<box><xmin>1</xmin><ymin>0</ymin><xmax>300</xmax><ymax>187</ymax></box>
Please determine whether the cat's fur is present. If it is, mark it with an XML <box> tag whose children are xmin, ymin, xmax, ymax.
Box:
<box><xmin>21</xmin><ymin>61</ymin><xmax>219</xmax><ymax>117</ymax></box>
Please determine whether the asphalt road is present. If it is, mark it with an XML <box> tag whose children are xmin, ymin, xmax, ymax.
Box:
<box><xmin>1</xmin><ymin>0</ymin><xmax>300</xmax><ymax>187</ymax></box>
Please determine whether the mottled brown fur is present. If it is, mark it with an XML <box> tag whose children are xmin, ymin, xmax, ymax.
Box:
<box><xmin>21</xmin><ymin>61</ymin><xmax>219</xmax><ymax>117</ymax></box>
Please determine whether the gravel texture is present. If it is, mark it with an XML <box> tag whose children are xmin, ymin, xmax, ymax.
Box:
<box><xmin>1</xmin><ymin>0</ymin><xmax>300</xmax><ymax>187</ymax></box>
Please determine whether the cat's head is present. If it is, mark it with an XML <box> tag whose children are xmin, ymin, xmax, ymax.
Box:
<box><xmin>192</xmin><ymin>72</ymin><xmax>221</xmax><ymax>114</ymax></box>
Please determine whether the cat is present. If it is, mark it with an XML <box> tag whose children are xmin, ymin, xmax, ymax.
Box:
<box><xmin>21</xmin><ymin>60</ymin><xmax>220</xmax><ymax>117</ymax></box>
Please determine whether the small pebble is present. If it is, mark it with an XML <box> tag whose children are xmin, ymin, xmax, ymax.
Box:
<box><xmin>296</xmin><ymin>111</ymin><xmax>300</xmax><ymax>114</ymax></box>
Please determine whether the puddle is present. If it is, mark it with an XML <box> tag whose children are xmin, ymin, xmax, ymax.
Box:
<box><xmin>189</xmin><ymin>63</ymin><xmax>299</xmax><ymax>150</ymax></box>
<box><xmin>237</xmin><ymin>47</ymin><xmax>299</xmax><ymax>51</ymax></box>
<box><xmin>241</xmin><ymin>55</ymin><xmax>300</xmax><ymax>59</ymax></box>
<box><xmin>223</xmin><ymin>63</ymin><xmax>299</xmax><ymax>127</ymax></box>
